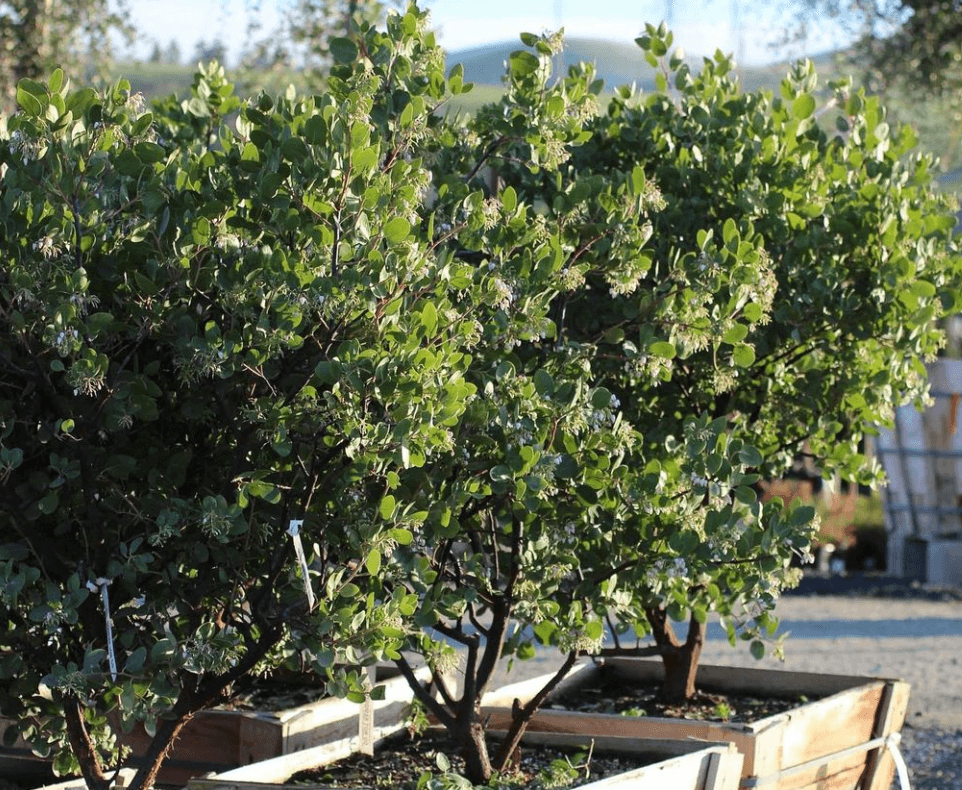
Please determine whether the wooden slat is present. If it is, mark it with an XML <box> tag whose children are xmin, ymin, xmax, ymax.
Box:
<box><xmin>774</xmin><ymin>749</ymin><xmax>869</xmax><ymax>790</ymax></box>
<box><xmin>778</xmin><ymin>682</ymin><xmax>884</xmax><ymax>767</ymax></box>
<box><xmin>189</xmin><ymin>733</ymin><xmax>376</xmax><ymax>784</ymax></box>
<box><xmin>861</xmin><ymin>681</ymin><xmax>911</xmax><ymax>790</ymax></box>
<box><xmin>479</xmin><ymin>660</ymin><xmax>597</xmax><ymax>708</ymax></box>
<box><xmin>35</xmin><ymin>768</ymin><xmax>138</xmax><ymax>790</ymax></box>
<box><xmin>504</xmin><ymin>730</ymin><xmax>730</xmax><ymax>758</ymax></box>
<box><xmin>190</xmin><ymin>738</ymin><xmax>742</xmax><ymax>790</ymax></box>
<box><xmin>704</xmin><ymin>748</ymin><xmax>745</xmax><ymax>790</ymax></box>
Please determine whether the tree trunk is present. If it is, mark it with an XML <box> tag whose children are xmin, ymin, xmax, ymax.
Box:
<box><xmin>646</xmin><ymin>607</ymin><xmax>706</xmax><ymax>702</ymax></box>
<box><xmin>458</xmin><ymin>714</ymin><xmax>495</xmax><ymax>785</ymax></box>
<box><xmin>63</xmin><ymin>697</ymin><xmax>111</xmax><ymax>790</ymax></box>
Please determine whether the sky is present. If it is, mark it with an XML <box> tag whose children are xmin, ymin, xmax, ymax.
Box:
<box><xmin>126</xmin><ymin>0</ymin><xmax>849</xmax><ymax>68</ymax></box>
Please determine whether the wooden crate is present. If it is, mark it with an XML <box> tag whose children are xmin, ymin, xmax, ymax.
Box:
<box><xmin>480</xmin><ymin>658</ymin><xmax>910</xmax><ymax>790</ymax></box>
<box><xmin>1</xmin><ymin>665</ymin><xmax>429</xmax><ymax>787</ymax></box>
<box><xmin>186</xmin><ymin>730</ymin><xmax>744</xmax><ymax>790</ymax></box>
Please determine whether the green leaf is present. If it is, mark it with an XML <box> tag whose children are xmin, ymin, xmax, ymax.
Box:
<box><xmin>379</xmin><ymin>495</ymin><xmax>397</xmax><ymax>520</ymax></box>
<box><xmin>750</xmin><ymin>640</ymin><xmax>765</xmax><ymax>660</ymax></box>
<box><xmin>48</xmin><ymin>69</ymin><xmax>65</xmax><ymax>95</ymax></box>
<box><xmin>38</xmin><ymin>491</ymin><xmax>59</xmax><ymax>515</ymax></box>
<box><xmin>389</xmin><ymin>528</ymin><xmax>414</xmax><ymax>545</ymax></box>
<box><xmin>339</xmin><ymin>583</ymin><xmax>361</xmax><ymax>599</ymax></box>
<box><xmin>16</xmin><ymin>86</ymin><xmax>44</xmax><ymax>117</ymax></box>
<box><xmin>649</xmin><ymin>341</ymin><xmax>676</xmax><ymax>359</ymax></box>
<box><xmin>509</xmin><ymin>50</ymin><xmax>540</xmax><ymax>78</ymax></box>
<box><xmin>792</xmin><ymin>93</ymin><xmax>816</xmax><ymax>120</ymax></box>
<box><xmin>732</xmin><ymin>344</ymin><xmax>756</xmax><ymax>367</ymax></box>
<box><xmin>591</xmin><ymin>387</ymin><xmax>613</xmax><ymax>409</ymax></box>
<box><xmin>722</xmin><ymin>324</ymin><xmax>748</xmax><ymax>345</ymax></box>
<box><xmin>124</xmin><ymin>646</ymin><xmax>147</xmax><ymax>674</ymax></box>
<box><xmin>584</xmin><ymin>620</ymin><xmax>604</xmax><ymax>641</ymax></box>
<box><xmin>330</xmin><ymin>37</ymin><xmax>359</xmax><ymax>64</ymax></box>
<box><xmin>738</xmin><ymin>445</ymin><xmax>764</xmax><ymax>467</ymax></box>
<box><xmin>365</xmin><ymin>549</ymin><xmax>382</xmax><ymax>575</ymax></box>
<box><xmin>420</xmin><ymin>302</ymin><xmax>438</xmax><ymax>335</ymax></box>
<box><xmin>501</xmin><ymin>186</ymin><xmax>517</xmax><ymax>213</ymax></box>
<box><xmin>383</xmin><ymin>216</ymin><xmax>411</xmax><ymax>243</ymax></box>
<box><xmin>533</xmin><ymin>369</ymin><xmax>554</xmax><ymax>397</ymax></box>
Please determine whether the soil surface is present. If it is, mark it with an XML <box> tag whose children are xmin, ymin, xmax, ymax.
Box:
<box><xmin>547</xmin><ymin>665</ymin><xmax>819</xmax><ymax>723</ymax></box>
<box><xmin>289</xmin><ymin>729</ymin><xmax>673</xmax><ymax>789</ymax></box>
<box><xmin>220</xmin><ymin>674</ymin><xmax>329</xmax><ymax>711</ymax></box>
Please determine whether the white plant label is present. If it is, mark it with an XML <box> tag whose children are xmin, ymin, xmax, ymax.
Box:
<box><xmin>288</xmin><ymin>520</ymin><xmax>315</xmax><ymax>610</ymax></box>
<box><xmin>87</xmin><ymin>578</ymin><xmax>117</xmax><ymax>681</ymax></box>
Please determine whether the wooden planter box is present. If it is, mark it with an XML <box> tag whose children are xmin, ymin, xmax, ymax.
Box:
<box><xmin>185</xmin><ymin>730</ymin><xmax>744</xmax><ymax>790</ymax></box>
<box><xmin>480</xmin><ymin>658</ymin><xmax>910</xmax><ymax>790</ymax></box>
<box><xmin>1</xmin><ymin>665</ymin><xmax>428</xmax><ymax>787</ymax></box>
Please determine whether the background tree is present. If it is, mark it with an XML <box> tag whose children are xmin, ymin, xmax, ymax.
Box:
<box><xmin>0</xmin><ymin>0</ymin><xmax>133</xmax><ymax>112</ymax></box>
<box><xmin>192</xmin><ymin>37</ymin><xmax>228</xmax><ymax>66</ymax></box>
<box><xmin>785</xmin><ymin>0</ymin><xmax>962</xmax><ymax>97</ymax></box>
<box><xmin>239</xmin><ymin>0</ymin><xmax>399</xmax><ymax>89</ymax></box>
<box><xmin>162</xmin><ymin>38</ymin><xmax>182</xmax><ymax>66</ymax></box>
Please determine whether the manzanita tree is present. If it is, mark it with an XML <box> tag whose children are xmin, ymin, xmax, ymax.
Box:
<box><xmin>0</xmin><ymin>17</ymin><xmax>483</xmax><ymax>788</ymax></box>
<box><xmin>502</xmin><ymin>23</ymin><xmax>962</xmax><ymax>701</ymax></box>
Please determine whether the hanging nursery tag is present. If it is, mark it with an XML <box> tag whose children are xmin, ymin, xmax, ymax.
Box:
<box><xmin>87</xmin><ymin>578</ymin><xmax>118</xmax><ymax>681</ymax></box>
<box><xmin>288</xmin><ymin>520</ymin><xmax>315</xmax><ymax>611</ymax></box>
<box><xmin>358</xmin><ymin>665</ymin><xmax>375</xmax><ymax>756</ymax></box>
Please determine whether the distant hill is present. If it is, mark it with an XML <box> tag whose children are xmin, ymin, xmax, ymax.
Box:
<box><xmin>445</xmin><ymin>37</ymin><xmax>841</xmax><ymax>94</ymax></box>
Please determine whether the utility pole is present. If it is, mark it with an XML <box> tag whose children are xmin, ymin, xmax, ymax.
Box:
<box><xmin>731</xmin><ymin>0</ymin><xmax>745</xmax><ymax>65</ymax></box>
<box><xmin>553</xmin><ymin>0</ymin><xmax>564</xmax><ymax>78</ymax></box>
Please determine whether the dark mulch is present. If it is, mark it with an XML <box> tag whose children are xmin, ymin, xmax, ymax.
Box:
<box><xmin>289</xmin><ymin>729</ymin><xmax>664</xmax><ymax>789</ymax></box>
<box><xmin>547</xmin><ymin>665</ymin><xmax>817</xmax><ymax>724</ymax></box>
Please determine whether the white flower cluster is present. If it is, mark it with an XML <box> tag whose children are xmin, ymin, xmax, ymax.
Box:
<box><xmin>69</xmin><ymin>292</ymin><xmax>100</xmax><ymax>316</ymax></box>
<box><xmin>586</xmin><ymin>393</ymin><xmax>620</xmax><ymax>431</ymax></box>
<box><xmin>8</xmin><ymin>130</ymin><xmax>43</xmax><ymax>162</ymax></box>
<box><xmin>181</xmin><ymin>638</ymin><xmax>237</xmax><ymax>674</ymax></box>
<box><xmin>490</xmin><ymin>276</ymin><xmax>517</xmax><ymax>310</ymax></box>
<box><xmin>53</xmin><ymin>329</ymin><xmax>80</xmax><ymax>355</ymax></box>
<box><xmin>32</xmin><ymin>236</ymin><xmax>58</xmax><ymax>259</ymax></box>
<box><xmin>645</xmin><ymin>557</ymin><xmax>689</xmax><ymax>587</ymax></box>
<box><xmin>66</xmin><ymin>363</ymin><xmax>105</xmax><ymax>396</ymax></box>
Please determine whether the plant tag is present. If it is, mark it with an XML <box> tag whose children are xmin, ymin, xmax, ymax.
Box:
<box><xmin>87</xmin><ymin>578</ymin><xmax>117</xmax><ymax>681</ymax></box>
<box><xmin>288</xmin><ymin>520</ymin><xmax>315</xmax><ymax>610</ymax></box>
<box><xmin>358</xmin><ymin>665</ymin><xmax>375</xmax><ymax>756</ymax></box>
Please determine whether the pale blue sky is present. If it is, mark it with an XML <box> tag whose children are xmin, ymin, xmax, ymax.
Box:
<box><xmin>128</xmin><ymin>0</ymin><xmax>846</xmax><ymax>67</ymax></box>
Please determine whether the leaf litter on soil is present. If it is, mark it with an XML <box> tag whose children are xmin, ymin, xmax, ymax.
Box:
<box><xmin>548</xmin><ymin>668</ymin><xmax>822</xmax><ymax>723</ymax></box>
<box><xmin>288</xmin><ymin>729</ymin><xmax>671</xmax><ymax>789</ymax></box>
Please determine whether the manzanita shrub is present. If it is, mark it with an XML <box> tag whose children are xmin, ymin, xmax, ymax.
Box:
<box><xmin>0</xmin><ymin>12</ymin><xmax>481</xmax><ymax>788</ymax></box>
<box><xmin>1</xmin><ymin>7</ymin><xmax>960</xmax><ymax>790</ymax></box>
<box><xmin>374</xmin><ymin>21</ymin><xmax>962</xmax><ymax>787</ymax></box>
<box><xmin>544</xmin><ymin>24</ymin><xmax>962</xmax><ymax>702</ymax></box>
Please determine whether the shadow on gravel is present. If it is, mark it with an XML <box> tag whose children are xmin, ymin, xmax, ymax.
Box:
<box><xmin>702</xmin><ymin>617</ymin><xmax>962</xmax><ymax>641</ymax></box>
<box><xmin>784</xmin><ymin>571</ymin><xmax>962</xmax><ymax>601</ymax></box>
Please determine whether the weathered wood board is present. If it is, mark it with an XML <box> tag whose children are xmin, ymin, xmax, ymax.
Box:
<box><xmin>188</xmin><ymin>729</ymin><xmax>744</xmax><ymax>790</ymax></box>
